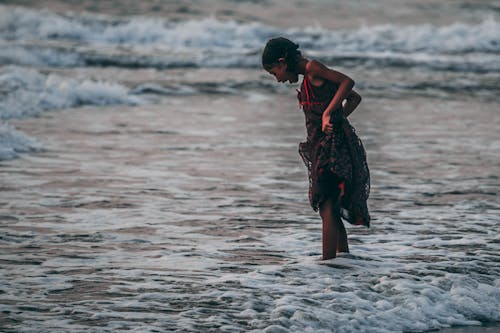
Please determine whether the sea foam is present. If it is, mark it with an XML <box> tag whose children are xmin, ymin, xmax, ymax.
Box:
<box><xmin>0</xmin><ymin>5</ymin><xmax>499</xmax><ymax>69</ymax></box>
<box><xmin>0</xmin><ymin>66</ymin><xmax>141</xmax><ymax>120</ymax></box>
<box><xmin>1</xmin><ymin>6</ymin><xmax>498</xmax><ymax>53</ymax></box>
<box><xmin>0</xmin><ymin>123</ymin><xmax>43</xmax><ymax>160</ymax></box>
<box><xmin>0</xmin><ymin>66</ymin><xmax>142</xmax><ymax>160</ymax></box>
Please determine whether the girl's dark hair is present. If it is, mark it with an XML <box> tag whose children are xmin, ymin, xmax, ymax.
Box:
<box><xmin>262</xmin><ymin>37</ymin><xmax>301</xmax><ymax>72</ymax></box>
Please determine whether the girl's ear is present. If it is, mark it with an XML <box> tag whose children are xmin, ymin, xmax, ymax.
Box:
<box><xmin>277</xmin><ymin>57</ymin><xmax>287</xmax><ymax>69</ymax></box>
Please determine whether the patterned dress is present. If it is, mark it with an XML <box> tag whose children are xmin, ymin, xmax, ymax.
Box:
<box><xmin>297</xmin><ymin>76</ymin><xmax>370</xmax><ymax>227</ymax></box>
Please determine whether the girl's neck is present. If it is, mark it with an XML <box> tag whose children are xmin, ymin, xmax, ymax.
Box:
<box><xmin>295</xmin><ymin>57</ymin><xmax>309</xmax><ymax>75</ymax></box>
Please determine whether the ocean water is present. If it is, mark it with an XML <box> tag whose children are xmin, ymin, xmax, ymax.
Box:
<box><xmin>0</xmin><ymin>1</ymin><xmax>499</xmax><ymax>332</ymax></box>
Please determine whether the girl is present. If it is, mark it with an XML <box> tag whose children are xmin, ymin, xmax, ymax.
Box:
<box><xmin>262</xmin><ymin>37</ymin><xmax>370</xmax><ymax>260</ymax></box>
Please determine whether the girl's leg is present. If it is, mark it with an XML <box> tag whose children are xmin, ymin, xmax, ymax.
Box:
<box><xmin>336</xmin><ymin>218</ymin><xmax>349</xmax><ymax>253</ymax></box>
<box><xmin>335</xmin><ymin>182</ymin><xmax>349</xmax><ymax>253</ymax></box>
<box><xmin>319</xmin><ymin>198</ymin><xmax>338</xmax><ymax>260</ymax></box>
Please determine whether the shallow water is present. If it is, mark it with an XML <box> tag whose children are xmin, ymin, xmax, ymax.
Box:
<box><xmin>2</xmin><ymin>91</ymin><xmax>499</xmax><ymax>332</ymax></box>
<box><xmin>1</xmin><ymin>1</ymin><xmax>499</xmax><ymax>332</ymax></box>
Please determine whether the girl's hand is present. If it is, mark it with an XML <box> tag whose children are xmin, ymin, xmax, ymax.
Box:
<box><xmin>322</xmin><ymin>114</ymin><xmax>333</xmax><ymax>134</ymax></box>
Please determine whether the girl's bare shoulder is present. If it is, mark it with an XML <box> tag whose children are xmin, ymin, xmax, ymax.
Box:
<box><xmin>305</xmin><ymin>60</ymin><xmax>331</xmax><ymax>85</ymax></box>
<box><xmin>306</xmin><ymin>59</ymin><xmax>328</xmax><ymax>73</ymax></box>
<box><xmin>305</xmin><ymin>60</ymin><xmax>332</xmax><ymax>80</ymax></box>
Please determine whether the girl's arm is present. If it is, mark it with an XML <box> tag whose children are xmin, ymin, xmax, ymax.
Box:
<box><xmin>342</xmin><ymin>90</ymin><xmax>362</xmax><ymax>118</ymax></box>
<box><xmin>306</xmin><ymin>60</ymin><xmax>354</xmax><ymax>134</ymax></box>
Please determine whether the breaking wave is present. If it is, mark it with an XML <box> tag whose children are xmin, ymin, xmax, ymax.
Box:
<box><xmin>0</xmin><ymin>66</ymin><xmax>142</xmax><ymax>160</ymax></box>
<box><xmin>0</xmin><ymin>6</ymin><xmax>498</xmax><ymax>70</ymax></box>
<box><xmin>0</xmin><ymin>66</ymin><xmax>141</xmax><ymax>120</ymax></box>
<box><xmin>0</xmin><ymin>123</ymin><xmax>43</xmax><ymax>160</ymax></box>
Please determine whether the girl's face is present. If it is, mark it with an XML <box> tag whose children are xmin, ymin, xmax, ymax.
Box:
<box><xmin>266</xmin><ymin>63</ymin><xmax>299</xmax><ymax>84</ymax></box>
